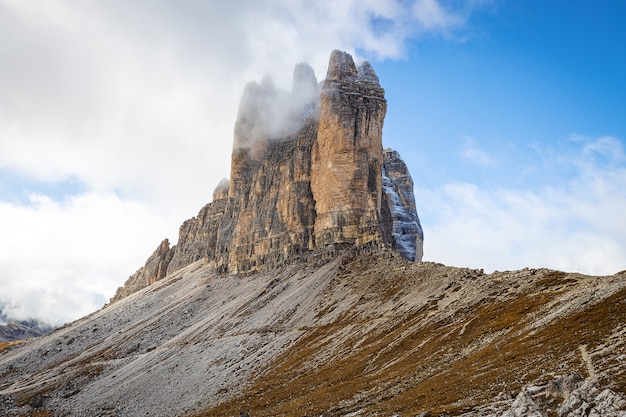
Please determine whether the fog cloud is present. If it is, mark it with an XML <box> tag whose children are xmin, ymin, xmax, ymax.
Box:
<box><xmin>234</xmin><ymin>63</ymin><xmax>320</xmax><ymax>152</ymax></box>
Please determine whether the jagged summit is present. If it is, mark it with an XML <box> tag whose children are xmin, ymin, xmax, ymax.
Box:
<box><xmin>111</xmin><ymin>50</ymin><xmax>423</xmax><ymax>302</ymax></box>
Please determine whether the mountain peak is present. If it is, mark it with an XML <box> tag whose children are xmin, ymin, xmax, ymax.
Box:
<box><xmin>111</xmin><ymin>50</ymin><xmax>423</xmax><ymax>302</ymax></box>
<box><xmin>325</xmin><ymin>49</ymin><xmax>359</xmax><ymax>80</ymax></box>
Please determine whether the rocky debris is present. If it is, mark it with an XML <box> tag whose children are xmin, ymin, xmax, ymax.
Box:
<box><xmin>502</xmin><ymin>390</ymin><xmax>546</xmax><ymax>417</ymax></box>
<box><xmin>546</xmin><ymin>374</ymin><xmax>585</xmax><ymax>399</ymax></box>
<box><xmin>1</xmin><ymin>253</ymin><xmax>625</xmax><ymax>417</ymax></box>
<box><xmin>461</xmin><ymin>376</ymin><xmax>626</xmax><ymax>417</ymax></box>
<box><xmin>557</xmin><ymin>380</ymin><xmax>626</xmax><ymax>417</ymax></box>
<box><xmin>381</xmin><ymin>148</ymin><xmax>424</xmax><ymax>262</ymax></box>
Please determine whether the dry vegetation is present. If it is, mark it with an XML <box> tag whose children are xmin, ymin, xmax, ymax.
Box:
<box><xmin>196</xmin><ymin>257</ymin><xmax>626</xmax><ymax>417</ymax></box>
<box><xmin>2</xmin><ymin>251</ymin><xmax>624</xmax><ymax>417</ymax></box>
<box><xmin>0</xmin><ymin>340</ymin><xmax>27</xmax><ymax>354</ymax></box>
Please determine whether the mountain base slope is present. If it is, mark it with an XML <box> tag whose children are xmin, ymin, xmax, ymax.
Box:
<box><xmin>1</xmin><ymin>250</ymin><xmax>625</xmax><ymax>417</ymax></box>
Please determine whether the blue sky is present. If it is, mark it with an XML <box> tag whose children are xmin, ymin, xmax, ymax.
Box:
<box><xmin>1</xmin><ymin>0</ymin><xmax>625</xmax><ymax>324</ymax></box>
<box><xmin>379</xmin><ymin>0</ymin><xmax>625</xmax><ymax>187</ymax></box>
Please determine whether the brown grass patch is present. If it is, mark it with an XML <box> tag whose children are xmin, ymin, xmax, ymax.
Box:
<box><xmin>0</xmin><ymin>340</ymin><xmax>27</xmax><ymax>354</ymax></box>
<box><xmin>194</xmin><ymin>275</ymin><xmax>626</xmax><ymax>417</ymax></box>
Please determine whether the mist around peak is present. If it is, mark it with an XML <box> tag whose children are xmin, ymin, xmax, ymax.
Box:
<box><xmin>233</xmin><ymin>62</ymin><xmax>320</xmax><ymax>152</ymax></box>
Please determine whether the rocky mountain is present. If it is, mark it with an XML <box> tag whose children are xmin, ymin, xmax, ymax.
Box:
<box><xmin>0</xmin><ymin>321</ymin><xmax>53</xmax><ymax>344</ymax></box>
<box><xmin>111</xmin><ymin>49</ymin><xmax>423</xmax><ymax>303</ymax></box>
<box><xmin>0</xmin><ymin>307</ymin><xmax>54</xmax><ymax>343</ymax></box>
<box><xmin>1</xmin><ymin>50</ymin><xmax>624</xmax><ymax>417</ymax></box>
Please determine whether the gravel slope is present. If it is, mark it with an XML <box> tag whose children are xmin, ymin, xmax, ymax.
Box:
<box><xmin>1</xmin><ymin>250</ymin><xmax>625</xmax><ymax>416</ymax></box>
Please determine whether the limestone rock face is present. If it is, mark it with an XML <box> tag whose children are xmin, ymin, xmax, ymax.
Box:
<box><xmin>502</xmin><ymin>391</ymin><xmax>546</xmax><ymax>417</ymax></box>
<box><xmin>110</xmin><ymin>239</ymin><xmax>174</xmax><ymax>302</ymax></box>
<box><xmin>381</xmin><ymin>148</ymin><xmax>424</xmax><ymax>262</ymax></box>
<box><xmin>557</xmin><ymin>380</ymin><xmax>626</xmax><ymax>417</ymax></box>
<box><xmin>215</xmin><ymin>120</ymin><xmax>318</xmax><ymax>274</ymax></box>
<box><xmin>214</xmin><ymin>62</ymin><xmax>320</xmax><ymax>274</ymax></box>
<box><xmin>113</xmin><ymin>50</ymin><xmax>423</xmax><ymax>299</ymax></box>
<box><xmin>311</xmin><ymin>50</ymin><xmax>387</xmax><ymax>249</ymax></box>
<box><xmin>166</xmin><ymin>178</ymin><xmax>230</xmax><ymax>274</ymax></box>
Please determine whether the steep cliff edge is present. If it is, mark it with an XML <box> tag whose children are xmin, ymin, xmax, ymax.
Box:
<box><xmin>310</xmin><ymin>52</ymin><xmax>387</xmax><ymax>250</ymax></box>
<box><xmin>110</xmin><ymin>239</ymin><xmax>173</xmax><ymax>302</ymax></box>
<box><xmin>111</xmin><ymin>50</ymin><xmax>423</xmax><ymax>302</ymax></box>
<box><xmin>382</xmin><ymin>148</ymin><xmax>424</xmax><ymax>262</ymax></box>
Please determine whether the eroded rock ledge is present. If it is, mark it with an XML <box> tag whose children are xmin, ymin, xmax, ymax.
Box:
<box><xmin>111</xmin><ymin>50</ymin><xmax>423</xmax><ymax>303</ymax></box>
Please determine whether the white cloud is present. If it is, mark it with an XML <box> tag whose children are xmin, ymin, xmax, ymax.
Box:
<box><xmin>459</xmin><ymin>136</ymin><xmax>498</xmax><ymax>167</ymax></box>
<box><xmin>413</xmin><ymin>0</ymin><xmax>465</xmax><ymax>34</ymax></box>
<box><xmin>0</xmin><ymin>0</ymin><xmax>471</xmax><ymax>206</ymax></box>
<box><xmin>0</xmin><ymin>192</ymin><xmax>171</xmax><ymax>325</ymax></box>
<box><xmin>0</xmin><ymin>0</ymin><xmax>491</xmax><ymax>324</ymax></box>
<box><xmin>419</xmin><ymin>136</ymin><xmax>626</xmax><ymax>275</ymax></box>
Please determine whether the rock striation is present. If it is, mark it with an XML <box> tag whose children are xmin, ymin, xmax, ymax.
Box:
<box><xmin>381</xmin><ymin>148</ymin><xmax>424</xmax><ymax>262</ymax></box>
<box><xmin>110</xmin><ymin>239</ymin><xmax>173</xmax><ymax>302</ymax></box>
<box><xmin>310</xmin><ymin>51</ymin><xmax>387</xmax><ymax>250</ymax></box>
<box><xmin>111</xmin><ymin>50</ymin><xmax>423</xmax><ymax>302</ymax></box>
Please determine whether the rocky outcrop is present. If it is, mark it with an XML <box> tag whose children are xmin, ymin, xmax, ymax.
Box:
<box><xmin>502</xmin><ymin>390</ymin><xmax>546</xmax><ymax>417</ymax></box>
<box><xmin>558</xmin><ymin>380</ymin><xmax>626</xmax><ymax>417</ymax></box>
<box><xmin>214</xmin><ymin>50</ymin><xmax>406</xmax><ymax>274</ymax></box>
<box><xmin>381</xmin><ymin>148</ymin><xmax>424</xmax><ymax>262</ymax></box>
<box><xmin>110</xmin><ymin>239</ymin><xmax>173</xmax><ymax>302</ymax></box>
<box><xmin>483</xmin><ymin>377</ymin><xmax>626</xmax><ymax>417</ymax></box>
<box><xmin>310</xmin><ymin>50</ymin><xmax>387</xmax><ymax>250</ymax></box>
<box><xmin>112</xmin><ymin>50</ymin><xmax>423</xmax><ymax>300</ymax></box>
<box><xmin>166</xmin><ymin>178</ymin><xmax>230</xmax><ymax>273</ymax></box>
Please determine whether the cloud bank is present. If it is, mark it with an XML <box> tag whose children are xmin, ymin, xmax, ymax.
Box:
<box><xmin>420</xmin><ymin>135</ymin><xmax>626</xmax><ymax>275</ymax></box>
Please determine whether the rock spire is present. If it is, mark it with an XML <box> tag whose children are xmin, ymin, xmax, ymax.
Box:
<box><xmin>111</xmin><ymin>50</ymin><xmax>423</xmax><ymax>302</ymax></box>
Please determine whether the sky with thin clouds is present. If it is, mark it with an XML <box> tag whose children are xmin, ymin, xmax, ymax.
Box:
<box><xmin>1</xmin><ymin>0</ymin><xmax>625</xmax><ymax>325</ymax></box>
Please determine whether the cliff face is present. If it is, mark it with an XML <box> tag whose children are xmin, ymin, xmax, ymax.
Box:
<box><xmin>166</xmin><ymin>178</ymin><xmax>230</xmax><ymax>273</ymax></box>
<box><xmin>112</xmin><ymin>50</ymin><xmax>423</xmax><ymax>301</ymax></box>
<box><xmin>381</xmin><ymin>148</ymin><xmax>424</xmax><ymax>262</ymax></box>
<box><xmin>213</xmin><ymin>62</ymin><xmax>320</xmax><ymax>275</ymax></box>
<box><xmin>310</xmin><ymin>52</ymin><xmax>387</xmax><ymax>249</ymax></box>
<box><xmin>110</xmin><ymin>239</ymin><xmax>173</xmax><ymax>302</ymax></box>
<box><xmin>216</xmin><ymin>50</ymin><xmax>395</xmax><ymax>274</ymax></box>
